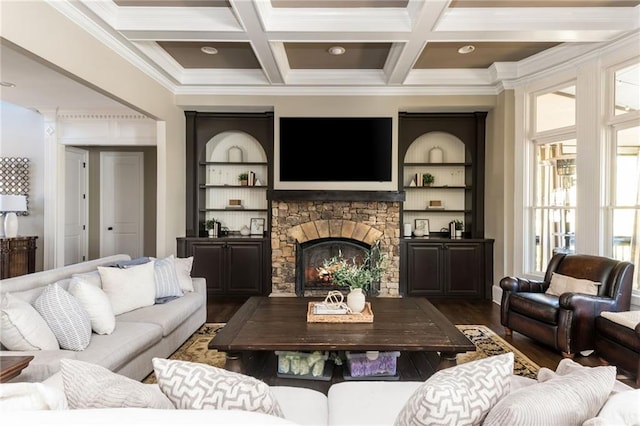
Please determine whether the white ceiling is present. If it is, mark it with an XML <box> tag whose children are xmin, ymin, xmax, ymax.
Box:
<box><xmin>0</xmin><ymin>0</ymin><xmax>639</xmax><ymax>111</ymax></box>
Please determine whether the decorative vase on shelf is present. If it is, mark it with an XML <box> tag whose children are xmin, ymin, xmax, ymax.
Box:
<box><xmin>429</xmin><ymin>146</ymin><xmax>443</xmax><ymax>163</ymax></box>
<box><xmin>347</xmin><ymin>288</ymin><xmax>366</xmax><ymax>313</ymax></box>
<box><xmin>240</xmin><ymin>225</ymin><xmax>251</xmax><ymax>236</ymax></box>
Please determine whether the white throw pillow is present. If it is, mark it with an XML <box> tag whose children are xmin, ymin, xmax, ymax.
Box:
<box><xmin>153</xmin><ymin>255</ymin><xmax>183</xmax><ymax>299</ymax></box>
<box><xmin>68</xmin><ymin>277</ymin><xmax>116</xmax><ymax>335</ymax></box>
<box><xmin>545</xmin><ymin>272</ymin><xmax>600</xmax><ymax>296</ymax></box>
<box><xmin>175</xmin><ymin>256</ymin><xmax>194</xmax><ymax>292</ymax></box>
<box><xmin>71</xmin><ymin>270</ymin><xmax>102</xmax><ymax>288</ymax></box>
<box><xmin>394</xmin><ymin>353</ymin><xmax>514</xmax><ymax>426</ymax></box>
<box><xmin>98</xmin><ymin>261</ymin><xmax>156</xmax><ymax>315</ymax></box>
<box><xmin>0</xmin><ymin>293</ymin><xmax>58</xmax><ymax>351</ymax></box>
<box><xmin>34</xmin><ymin>283</ymin><xmax>92</xmax><ymax>351</ymax></box>
<box><xmin>153</xmin><ymin>358</ymin><xmax>284</xmax><ymax>417</ymax></box>
<box><xmin>483</xmin><ymin>364</ymin><xmax>616</xmax><ymax>426</ymax></box>
<box><xmin>584</xmin><ymin>389</ymin><xmax>640</xmax><ymax>426</ymax></box>
<box><xmin>60</xmin><ymin>359</ymin><xmax>174</xmax><ymax>409</ymax></box>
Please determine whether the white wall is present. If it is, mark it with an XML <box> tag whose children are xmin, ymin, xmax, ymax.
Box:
<box><xmin>0</xmin><ymin>101</ymin><xmax>45</xmax><ymax>270</ymax></box>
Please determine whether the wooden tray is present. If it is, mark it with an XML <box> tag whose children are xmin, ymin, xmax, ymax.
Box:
<box><xmin>307</xmin><ymin>302</ymin><xmax>374</xmax><ymax>323</ymax></box>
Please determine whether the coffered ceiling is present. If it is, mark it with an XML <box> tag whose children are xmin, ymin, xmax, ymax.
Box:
<box><xmin>15</xmin><ymin>0</ymin><xmax>640</xmax><ymax>96</ymax></box>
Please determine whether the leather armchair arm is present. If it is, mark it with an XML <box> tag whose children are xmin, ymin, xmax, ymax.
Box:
<box><xmin>500</xmin><ymin>276</ymin><xmax>547</xmax><ymax>293</ymax></box>
<box><xmin>559</xmin><ymin>293</ymin><xmax>616</xmax><ymax>316</ymax></box>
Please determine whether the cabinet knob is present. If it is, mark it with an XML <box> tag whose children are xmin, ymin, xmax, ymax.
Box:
<box><xmin>107</xmin><ymin>227</ymin><xmax>113</xmax><ymax>231</ymax></box>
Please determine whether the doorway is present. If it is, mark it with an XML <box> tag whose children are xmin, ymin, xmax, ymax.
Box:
<box><xmin>99</xmin><ymin>152</ymin><xmax>144</xmax><ymax>258</ymax></box>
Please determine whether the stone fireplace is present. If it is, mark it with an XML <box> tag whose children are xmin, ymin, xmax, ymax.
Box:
<box><xmin>270</xmin><ymin>200</ymin><xmax>401</xmax><ymax>296</ymax></box>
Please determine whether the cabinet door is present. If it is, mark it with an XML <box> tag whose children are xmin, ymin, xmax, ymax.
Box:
<box><xmin>227</xmin><ymin>242</ymin><xmax>264</xmax><ymax>294</ymax></box>
<box><xmin>406</xmin><ymin>243</ymin><xmax>443</xmax><ymax>296</ymax></box>
<box><xmin>444</xmin><ymin>243</ymin><xmax>483</xmax><ymax>297</ymax></box>
<box><xmin>190</xmin><ymin>243</ymin><xmax>225</xmax><ymax>296</ymax></box>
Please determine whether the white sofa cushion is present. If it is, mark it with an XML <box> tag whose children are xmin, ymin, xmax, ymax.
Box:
<box><xmin>68</xmin><ymin>277</ymin><xmax>115</xmax><ymax>335</ymax></box>
<box><xmin>394</xmin><ymin>352</ymin><xmax>514</xmax><ymax>426</ymax></box>
<box><xmin>271</xmin><ymin>386</ymin><xmax>329</xmax><ymax>426</ymax></box>
<box><xmin>0</xmin><ymin>408</ymin><xmax>297</xmax><ymax>425</ymax></box>
<box><xmin>34</xmin><ymin>283</ymin><xmax>92</xmax><ymax>351</ymax></box>
<box><xmin>328</xmin><ymin>381</ymin><xmax>422</xmax><ymax>426</ymax></box>
<box><xmin>60</xmin><ymin>359</ymin><xmax>174</xmax><ymax>409</ymax></box>
<box><xmin>0</xmin><ymin>381</ymin><xmax>67</xmax><ymax>410</ymax></box>
<box><xmin>483</xmin><ymin>364</ymin><xmax>616</xmax><ymax>426</ymax></box>
<box><xmin>153</xmin><ymin>358</ymin><xmax>284</xmax><ymax>418</ymax></box>
<box><xmin>98</xmin><ymin>262</ymin><xmax>156</xmax><ymax>315</ymax></box>
<box><xmin>0</xmin><ymin>293</ymin><xmax>58</xmax><ymax>351</ymax></box>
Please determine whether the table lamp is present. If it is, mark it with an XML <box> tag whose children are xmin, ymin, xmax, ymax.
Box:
<box><xmin>0</xmin><ymin>194</ymin><xmax>27</xmax><ymax>238</ymax></box>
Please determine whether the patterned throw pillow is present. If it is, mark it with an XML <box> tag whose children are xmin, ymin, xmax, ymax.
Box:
<box><xmin>154</xmin><ymin>255</ymin><xmax>183</xmax><ymax>299</ymax></box>
<box><xmin>60</xmin><ymin>359</ymin><xmax>174</xmax><ymax>409</ymax></box>
<box><xmin>394</xmin><ymin>353</ymin><xmax>514</xmax><ymax>426</ymax></box>
<box><xmin>152</xmin><ymin>358</ymin><xmax>284</xmax><ymax>418</ymax></box>
<box><xmin>34</xmin><ymin>283</ymin><xmax>91</xmax><ymax>351</ymax></box>
<box><xmin>483</xmin><ymin>364</ymin><xmax>616</xmax><ymax>426</ymax></box>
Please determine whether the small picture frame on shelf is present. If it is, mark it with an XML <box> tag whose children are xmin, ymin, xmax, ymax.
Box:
<box><xmin>414</xmin><ymin>219</ymin><xmax>430</xmax><ymax>233</ymax></box>
<box><xmin>250</xmin><ymin>218</ymin><xmax>265</xmax><ymax>235</ymax></box>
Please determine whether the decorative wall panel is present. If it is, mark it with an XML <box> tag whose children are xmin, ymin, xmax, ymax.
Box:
<box><xmin>0</xmin><ymin>157</ymin><xmax>30</xmax><ymax>215</ymax></box>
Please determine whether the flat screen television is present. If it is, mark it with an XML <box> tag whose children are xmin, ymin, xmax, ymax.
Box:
<box><xmin>279</xmin><ymin>117</ymin><xmax>393</xmax><ymax>182</ymax></box>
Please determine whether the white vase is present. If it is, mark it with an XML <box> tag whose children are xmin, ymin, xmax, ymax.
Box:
<box><xmin>347</xmin><ymin>288</ymin><xmax>366</xmax><ymax>313</ymax></box>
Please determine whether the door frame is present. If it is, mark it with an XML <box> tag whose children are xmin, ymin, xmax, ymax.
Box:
<box><xmin>64</xmin><ymin>146</ymin><xmax>89</xmax><ymax>265</ymax></box>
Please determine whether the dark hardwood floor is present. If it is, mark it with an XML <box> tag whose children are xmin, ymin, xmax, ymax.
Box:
<box><xmin>207</xmin><ymin>297</ymin><xmax>637</xmax><ymax>388</ymax></box>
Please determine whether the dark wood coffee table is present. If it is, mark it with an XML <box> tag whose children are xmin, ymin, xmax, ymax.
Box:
<box><xmin>0</xmin><ymin>355</ymin><xmax>34</xmax><ymax>383</ymax></box>
<box><xmin>209</xmin><ymin>297</ymin><xmax>475</xmax><ymax>391</ymax></box>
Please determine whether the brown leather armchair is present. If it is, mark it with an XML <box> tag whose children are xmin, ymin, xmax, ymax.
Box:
<box><xmin>500</xmin><ymin>253</ymin><xmax>634</xmax><ymax>358</ymax></box>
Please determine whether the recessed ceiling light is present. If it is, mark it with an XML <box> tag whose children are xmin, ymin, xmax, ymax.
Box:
<box><xmin>457</xmin><ymin>45</ymin><xmax>476</xmax><ymax>55</ymax></box>
<box><xmin>0</xmin><ymin>81</ymin><xmax>16</xmax><ymax>88</ymax></box>
<box><xmin>328</xmin><ymin>46</ymin><xmax>346</xmax><ymax>56</ymax></box>
<box><xmin>200</xmin><ymin>46</ymin><xmax>218</xmax><ymax>55</ymax></box>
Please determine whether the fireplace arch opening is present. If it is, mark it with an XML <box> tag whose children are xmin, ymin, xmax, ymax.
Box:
<box><xmin>295</xmin><ymin>237</ymin><xmax>381</xmax><ymax>296</ymax></box>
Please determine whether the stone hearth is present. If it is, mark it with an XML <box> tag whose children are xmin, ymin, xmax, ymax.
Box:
<box><xmin>270</xmin><ymin>200</ymin><xmax>400</xmax><ymax>296</ymax></box>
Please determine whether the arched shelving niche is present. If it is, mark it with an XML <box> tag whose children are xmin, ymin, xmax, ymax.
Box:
<box><xmin>398</xmin><ymin>112</ymin><xmax>486</xmax><ymax>239</ymax></box>
<box><xmin>403</xmin><ymin>131</ymin><xmax>469</xmax><ymax>234</ymax></box>
<box><xmin>201</xmin><ymin>130</ymin><xmax>268</xmax><ymax>233</ymax></box>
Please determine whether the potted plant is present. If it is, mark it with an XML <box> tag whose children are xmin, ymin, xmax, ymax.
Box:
<box><xmin>205</xmin><ymin>219</ymin><xmax>217</xmax><ymax>238</ymax></box>
<box><xmin>423</xmin><ymin>173</ymin><xmax>435</xmax><ymax>186</ymax></box>
<box><xmin>238</xmin><ymin>173</ymin><xmax>249</xmax><ymax>186</ymax></box>
<box><xmin>453</xmin><ymin>219</ymin><xmax>464</xmax><ymax>238</ymax></box>
<box><xmin>317</xmin><ymin>241</ymin><xmax>388</xmax><ymax>313</ymax></box>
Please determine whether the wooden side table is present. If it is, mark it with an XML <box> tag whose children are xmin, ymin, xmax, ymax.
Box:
<box><xmin>0</xmin><ymin>356</ymin><xmax>34</xmax><ymax>382</ymax></box>
<box><xmin>0</xmin><ymin>236</ymin><xmax>37</xmax><ymax>279</ymax></box>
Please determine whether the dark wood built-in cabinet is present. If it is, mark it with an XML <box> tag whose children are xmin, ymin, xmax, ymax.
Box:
<box><xmin>0</xmin><ymin>236</ymin><xmax>37</xmax><ymax>279</ymax></box>
<box><xmin>181</xmin><ymin>112</ymin><xmax>273</xmax><ymax>297</ymax></box>
<box><xmin>398</xmin><ymin>112</ymin><xmax>493</xmax><ymax>299</ymax></box>
<box><xmin>177</xmin><ymin>238</ymin><xmax>268</xmax><ymax>297</ymax></box>
<box><xmin>400</xmin><ymin>238</ymin><xmax>494</xmax><ymax>298</ymax></box>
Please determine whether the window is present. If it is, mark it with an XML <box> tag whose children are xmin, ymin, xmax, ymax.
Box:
<box><xmin>608</xmin><ymin>60</ymin><xmax>640</xmax><ymax>292</ymax></box>
<box><xmin>529</xmin><ymin>85</ymin><xmax>577</xmax><ymax>273</ymax></box>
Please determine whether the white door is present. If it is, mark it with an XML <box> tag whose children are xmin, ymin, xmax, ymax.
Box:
<box><xmin>100</xmin><ymin>152</ymin><xmax>144</xmax><ymax>258</ymax></box>
<box><xmin>64</xmin><ymin>147</ymin><xmax>89</xmax><ymax>265</ymax></box>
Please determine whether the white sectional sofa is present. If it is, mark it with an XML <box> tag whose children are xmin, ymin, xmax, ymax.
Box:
<box><xmin>0</xmin><ymin>254</ymin><xmax>206</xmax><ymax>382</ymax></box>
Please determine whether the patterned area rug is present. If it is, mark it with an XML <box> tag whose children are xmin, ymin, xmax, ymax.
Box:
<box><xmin>456</xmin><ymin>325</ymin><xmax>539</xmax><ymax>379</ymax></box>
<box><xmin>143</xmin><ymin>323</ymin><xmax>539</xmax><ymax>383</ymax></box>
